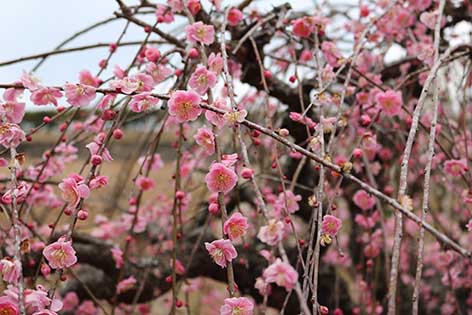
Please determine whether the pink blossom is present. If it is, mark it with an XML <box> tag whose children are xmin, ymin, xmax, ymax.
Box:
<box><xmin>276</xmin><ymin>191</ymin><xmax>302</xmax><ymax>214</ymax></box>
<box><xmin>79</xmin><ymin>70</ymin><xmax>100</xmax><ymax>87</ymax></box>
<box><xmin>185</xmin><ymin>21</ymin><xmax>215</xmax><ymax>45</ymax></box>
<box><xmin>0</xmin><ymin>123</ymin><xmax>25</xmax><ymax>148</ymax></box>
<box><xmin>133</xmin><ymin>73</ymin><xmax>154</xmax><ymax>92</ymax></box>
<box><xmin>257</xmin><ymin>219</ymin><xmax>285</xmax><ymax>245</ymax></box>
<box><xmin>208</xmin><ymin>53</ymin><xmax>224</xmax><ymax>74</ymax></box>
<box><xmin>145</xmin><ymin>63</ymin><xmax>172</xmax><ymax>84</ymax></box>
<box><xmin>205</xmin><ymin>239</ymin><xmax>237</xmax><ymax>268</ymax></box>
<box><xmin>194</xmin><ymin>126</ymin><xmax>215</xmax><ymax>155</ymax></box>
<box><xmin>292</xmin><ymin>17</ymin><xmax>314</xmax><ymax>38</ymax></box>
<box><xmin>110</xmin><ymin>77</ymin><xmax>138</xmax><ymax>94</ymax></box>
<box><xmin>20</xmin><ymin>71</ymin><xmax>41</xmax><ymax>90</ymax></box>
<box><xmin>227</xmin><ymin>8</ymin><xmax>243</xmax><ymax>26</ymax></box>
<box><xmin>352</xmin><ymin>190</ymin><xmax>376</xmax><ymax>211</ymax></box>
<box><xmin>188</xmin><ymin>66</ymin><xmax>217</xmax><ymax>95</ymax></box>
<box><xmin>168</xmin><ymin>0</ymin><xmax>183</xmax><ymax>12</ymax></box>
<box><xmin>61</xmin><ymin>292</ymin><xmax>79</xmax><ymax>312</ymax></box>
<box><xmin>263</xmin><ymin>258</ymin><xmax>298</xmax><ymax>291</ymax></box>
<box><xmin>321</xmin><ymin>41</ymin><xmax>343</xmax><ymax>67</ymax></box>
<box><xmin>321</xmin><ymin>215</ymin><xmax>342</xmax><ymax>237</ymax></box>
<box><xmin>64</xmin><ymin>83</ymin><xmax>96</xmax><ymax>107</ymax></box>
<box><xmin>0</xmin><ymin>295</ymin><xmax>18</xmax><ymax>315</ymax></box>
<box><xmin>116</xmin><ymin>276</ymin><xmax>136</xmax><ymax>294</ymax></box>
<box><xmin>168</xmin><ymin>90</ymin><xmax>202</xmax><ymax>122</ymax></box>
<box><xmin>0</xmin><ymin>101</ymin><xmax>25</xmax><ymax>123</ymax></box>
<box><xmin>376</xmin><ymin>90</ymin><xmax>402</xmax><ymax>116</ymax></box>
<box><xmin>86</xmin><ymin>141</ymin><xmax>113</xmax><ymax>162</ymax></box>
<box><xmin>205</xmin><ymin>98</ymin><xmax>230</xmax><ymax>129</ymax></box>
<box><xmin>76</xmin><ymin>301</ymin><xmax>97</xmax><ymax>315</ymax></box>
<box><xmin>144</xmin><ymin>47</ymin><xmax>161</xmax><ymax>62</ymax></box>
<box><xmin>130</xmin><ymin>92</ymin><xmax>159</xmax><ymax>113</ymax></box>
<box><xmin>111</xmin><ymin>247</ymin><xmax>123</xmax><ymax>269</ymax></box>
<box><xmin>0</xmin><ymin>259</ymin><xmax>21</xmax><ymax>284</ymax></box>
<box><xmin>444</xmin><ymin>159</ymin><xmax>468</xmax><ymax>177</ymax></box>
<box><xmin>205</xmin><ymin>162</ymin><xmax>238</xmax><ymax>193</ymax></box>
<box><xmin>466</xmin><ymin>219</ymin><xmax>472</xmax><ymax>232</ymax></box>
<box><xmin>223</xmin><ymin>109</ymin><xmax>247</xmax><ymax>125</ymax></box>
<box><xmin>59</xmin><ymin>176</ymin><xmax>90</xmax><ymax>210</ymax></box>
<box><xmin>89</xmin><ymin>175</ymin><xmax>109</xmax><ymax>190</ymax></box>
<box><xmin>155</xmin><ymin>4</ymin><xmax>174</xmax><ymax>23</ymax></box>
<box><xmin>43</xmin><ymin>238</ymin><xmax>77</xmax><ymax>269</ymax></box>
<box><xmin>223</xmin><ymin>212</ymin><xmax>249</xmax><ymax>240</ymax></box>
<box><xmin>30</xmin><ymin>87</ymin><xmax>63</xmax><ymax>106</ymax></box>
<box><xmin>136</xmin><ymin>176</ymin><xmax>155</xmax><ymax>191</ymax></box>
<box><xmin>97</xmin><ymin>94</ymin><xmax>116</xmax><ymax>110</ymax></box>
<box><xmin>220</xmin><ymin>297</ymin><xmax>254</xmax><ymax>315</ymax></box>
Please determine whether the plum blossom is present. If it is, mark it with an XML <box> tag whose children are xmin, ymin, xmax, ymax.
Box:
<box><xmin>444</xmin><ymin>159</ymin><xmax>468</xmax><ymax>177</ymax></box>
<box><xmin>43</xmin><ymin>238</ymin><xmax>77</xmax><ymax>269</ymax></box>
<box><xmin>79</xmin><ymin>70</ymin><xmax>100</xmax><ymax>87</ymax></box>
<box><xmin>168</xmin><ymin>90</ymin><xmax>202</xmax><ymax>122</ymax></box>
<box><xmin>188</xmin><ymin>66</ymin><xmax>217</xmax><ymax>95</ymax></box>
<box><xmin>155</xmin><ymin>4</ymin><xmax>174</xmax><ymax>23</ymax></box>
<box><xmin>59</xmin><ymin>175</ymin><xmax>90</xmax><ymax>210</ymax></box>
<box><xmin>352</xmin><ymin>190</ymin><xmax>376</xmax><ymax>211</ymax></box>
<box><xmin>227</xmin><ymin>8</ymin><xmax>243</xmax><ymax>26</ymax></box>
<box><xmin>145</xmin><ymin>63</ymin><xmax>172</xmax><ymax>84</ymax></box>
<box><xmin>376</xmin><ymin>90</ymin><xmax>402</xmax><ymax>116</ymax></box>
<box><xmin>206</xmin><ymin>98</ymin><xmax>230</xmax><ymax>129</ymax></box>
<box><xmin>129</xmin><ymin>93</ymin><xmax>160</xmax><ymax>113</ymax></box>
<box><xmin>223</xmin><ymin>212</ymin><xmax>249</xmax><ymax>240</ymax></box>
<box><xmin>292</xmin><ymin>17</ymin><xmax>315</xmax><ymax>38</ymax></box>
<box><xmin>0</xmin><ymin>101</ymin><xmax>25</xmax><ymax>123</ymax></box>
<box><xmin>64</xmin><ymin>83</ymin><xmax>96</xmax><ymax>107</ymax></box>
<box><xmin>194</xmin><ymin>126</ymin><xmax>215</xmax><ymax>155</ymax></box>
<box><xmin>257</xmin><ymin>219</ymin><xmax>285</xmax><ymax>245</ymax></box>
<box><xmin>205</xmin><ymin>239</ymin><xmax>237</xmax><ymax>268</ymax></box>
<box><xmin>320</xmin><ymin>215</ymin><xmax>342</xmax><ymax>246</ymax></box>
<box><xmin>276</xmin><ymin>190</ymin><xmax>302</xmax><ymax>214</ymax></box>
<box><xmin>220</xmin><ymin>297</ymin><xmax>254</xmax><ymax>315</ymax></box>
<box><xmin>205</xmin><ymin>162</ymin><xmax>238</xmax><ymax>193</ymax></box>
<box><xmin>0</xmin><ymin>259</ymin><xmax>21</xmax><ymax>284</ymax></box>
<box><xmin>208</xmin><ymin>53</ymin><xmax>224</xmax><ymax>74</ymax></box>
<box><xmin>321</xmin><ymin>41</ymin><xmax>343</xmax><ymax>67</ymax></box>
<box><xmin>0</xmin><ymin>295</ymin><xmax>18</xmax><ymax>315</ymax></box>
<box><xmin>30</xmin><ymin>87</ymin><xmax>63</xmax><ymax>106</ymax></box>
<box><xmin>20</xmin><ymin>71</ymin><xmax>41</xmax><ymax>90</ymax></box>
<box><xmin>0</xmin><ymin>123</ymin><xmax>25</xmax><ymax>148</ymax></box>
<box><xmin>263</xmin><ymin>258</ymin><xmax>298</xmax><ymax>291</ymax></box>
<box><xmin>185</xmin><ymin>21</ymin><xmax>215</xmax><ymax>45</ymax></box>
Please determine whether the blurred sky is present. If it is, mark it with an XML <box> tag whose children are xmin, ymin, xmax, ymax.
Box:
<box><xmin>0</xmin><ymin>0</ymin><xmax>320</xmax><ymax>86</ymax></box>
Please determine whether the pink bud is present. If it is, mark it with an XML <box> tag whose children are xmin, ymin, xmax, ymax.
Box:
<box><xmin>102</xmin><ymin>109</ymin><xmax>116</xmax><ymax>121</ymax></box>
<box><xmin>145</xmin><ymin>47</ymin><xmax>161</xmax><ymax>62</ymax></box>
<box><xmin>99</xmin><ymin>59</ymin><xmax>107</xmax><ymax>69</ymax></box>
<box><xmin>188</xmin><ymin>48</ymin><xmax>199</xmax><ymax>59</ymax></box>
<box><xmin>109</xmin><ymin>42</ymin><xmax>118</xmax><ymax>52</ymax></box>
<box><xmin>41</xmin><ymin>264</ymin><xmax>51</xmax><ymax>277</ymax></box>
<box><xmin>176</xmin><ymin>191</ymin><xmax>185</xmax><ymax>200</ymax></box>
<box><xmin>113</xmin><ymin>128</ymin><xmax>124</xmax><ymax>140</ymax></box>
<box><xmin>241</xmin><ymin>167</ymin><xmax>254</xmax><ymax>179</ymax></box>
<box><xmin>279</xmin><ymin>128</ymin><xmax>289</xmax><ymax>137</ymax></box>
<box><xmin>352</xmin><ymin>148</ymin><xmax>363</xmax><ymax>158</ymax></box>
<box><xmin>360</xmin><ymin>114</ymin><xmax>371</xmax><ymax>126</ymax></box>
<box><xmin>227</xmin><ymin>8</ymin><xmax>243</xmax><ymax>26</ymax></box>
<box><xmin>208</xmin><ymin>202</ymin><xmax>220</xmax><ymax>215</ymax></box>
<box><xmin>263</xmin><ymin>70</ymin><xmax>272</xmax><ymax>79</ymax></box>
<box><xmin>64</xmin><ymin>208</ymin><xmax>73</xmax><ymax>216</ymax></box>
<box><xmin>91</xmin><ymin>155</ymin><xmax>103</xmax><ymax>166</ymax></box>
<box><xmin>77</xmin><ymin>209</ymin><xmax>89</xmax><ymax>220</ymax></box>
<box><xmin>43</xmin><ymin>116</ymin><xmax>51</xmax><ymax>124</ymax></box>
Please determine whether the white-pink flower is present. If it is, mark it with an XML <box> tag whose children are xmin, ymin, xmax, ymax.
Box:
<box><xmin>194</xmin><ymin>126</ymin><xmax>215</xmax><ymax>155</ymax></box>
<box><xmin>0</xmin><ymin>259</ymin><xmax>21</xmax><ymax>284</ymax></box>
<box><xmin>130</xmin><ymin>92</ymin><xmax>159</xmax><ymax>113</ymax></box>
<box><xmin>257</xmin><ymin>219</ymin><xmax>285</xmax><ymax>246</ymax></box>
<box><xmin>220</xmin><ymin>297</ymin><xmax>254</xmax><ymax>315</ymax></box>
<box><xmin>185</xmin><ymin>21</ymin><xmax>215</xmax><ymax>45</ymax></box>
<box><xmin>168</xmin><ymin>90</ymin><xmax>202</xmax><ymax>122</ymax></box>
<box><xmin>205</xmin><ymin>239</ymin><xmax>237</xmax><ymax>268</ymax></box>
<box><xmin>58</xmin><ymin>176</ymin><xmax>90</xmax><ymax>210</ymax></box>
<box><xmin>188</xmin><ymin>66</ymin><xmax>217</xmax><ymax>95</ymax></box>
<box><xmin>223</xmin><ymin>212</ymin><xmax>249</xmax><ymax>240</ymax></box>
<box><xmin>43</xmin><ymin>238</ymin><xmax>77</xmax><ymax>269</ymax></box>
<box><xmin>64</xmin><ymin>83</ymin><xmax>96</xmax><ymax>107</ymax></box>
<box><xmin>263</xmin><ymin>258</ymin><xmax>298</xmax><ymax>291</ymax></box>
<box><xmin>205</xmin><ymin>162</ymin><xmax>238</xmax><ymax>193</ymax></box>
<box><xmin>352</xmin><ymin>190</ymin><xmax>376</xmax><ymax>211</ymax></box>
